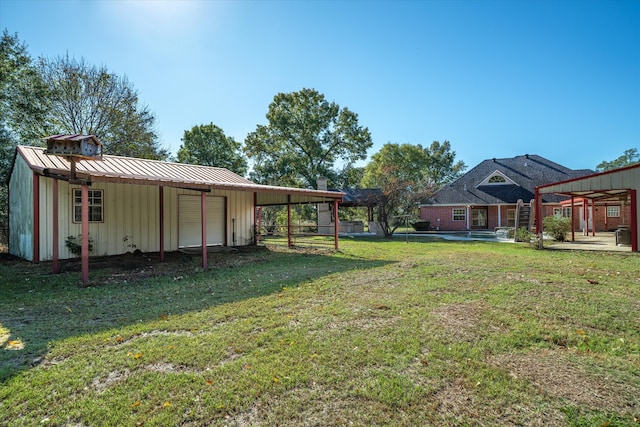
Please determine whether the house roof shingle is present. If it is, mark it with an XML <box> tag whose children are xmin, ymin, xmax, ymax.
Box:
<box><xmin>421</xmin><ymin>154</ymin><xmax>594</xmax><ymax>206</ymax></box>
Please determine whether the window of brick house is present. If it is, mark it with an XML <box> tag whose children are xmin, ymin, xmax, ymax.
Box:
<box><xmin>452</xmin><ymin>208</ymin><xmax>466</xmax><ymax>221</ymax></box>
<box><xmin>607</xmin><ymin>206</ymin><xmax>620</xmax><ymax>218</ymax></box>
<box><xmin>507</xmin><ymin>209</ymin><xmax>515</xmax><ymax>227</ymax></box>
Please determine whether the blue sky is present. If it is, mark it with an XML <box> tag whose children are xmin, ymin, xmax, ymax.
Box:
<box><xmin>1</xmin><ymin>0</ymin><xmax>638</xmax><ymax>171</ymax></box>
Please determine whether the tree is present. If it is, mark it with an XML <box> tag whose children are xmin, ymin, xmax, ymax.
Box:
<box><xmin>244</xmin><ymin>88</ymin><xmax>372</xmax><ymax>189</ymax></box>
<box><xmin>177</xmin><ymin>123</ymin><xmax>247</xmax><ymax>175</ymax></box>
<box><xmin>362</xmin><ymin>142</ymin><xmax>466</xmax><ymax>236</ymax></box>
<box><xmin>596</xmin><ymin>148</ymin><xmax>640</xmax><ymax>171</ymax></box>
<box><xmin>0</xmin><ymin>30</ymin><xmax>44</xmax><ymax>241</ymax></box>
<box><xmin>14</xmin><ymin>54</ymin><xmax>168</xmax><ymax>159</ymax></box>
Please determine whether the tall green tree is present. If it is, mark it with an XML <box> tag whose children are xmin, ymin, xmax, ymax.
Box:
<box><xmin>7</xmin><ymin>53</ymin><xmax>167</xmax><ymax>160</ymax></box>
<box><xmin>596</xmin><ymin>148</ymin><xmax>639</xmax><ymax>171</ymax></box>
<box><xmin>0</xmin><ymin>30</ymin><xmax>45</xmax><ymax>240</ymax></box>
<box><xmin>177</xmin><ymin>123</ymin><xmax>247</xmax><ymax>175</ymax></box>
<box><xmin>244</xmin><ymin>88</ymin><xmax>372</xmax><ymax>189</ymax></box>
<box><xmin>362</xmin><ymin>141</ymin><xmax>465</xmax><ymax>236</ymax></box>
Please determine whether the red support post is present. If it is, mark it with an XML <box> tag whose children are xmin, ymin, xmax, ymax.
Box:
<box><xmin>81</xmin><ymin>184</ymin><xmax>89</xmax><ymax>285</ymax></box>
<box><xmin>253</xmin><ymin>192</ymin><xmax>258</xmax><ymax>244</ymax></box>
<box><xmin>287</xmin><ymin>195</ymin><xmax>292</xmax><ymax>248</ymax></box>
<box><xmin>333</xmin><ymin>200</ymin><xmax>339</xmax><ymax>250</ymax></box>
<box><xmin>590</xmin><ymin>198</ymin><xmax>595</xmax><ymax>236</ymax></box>
<box><xmin>630</xmin><ymin>189</ymin><xmax>638</xmax><ymax>252</ymax></box>
<box><xmin>201</xmin><ymin>191</ymin><xmax>207</xmax><ymax>270</ymax></box>
<box><xmin>571</xmin><ymin>196</ymin><xmax>575</xmax><ymax>242</ymax></box>
<box><xmin>33</xmin><ymin>173</ymin><xmax>40</xmax><ymax>263</ymax></box>
<box><xmin>52</xmin><ymin>179</ymin><xmax>59</xmax><ymax>274</ymax></box>
<box><xmin>159</xmin><ymin>186</ymin><xmax>165</xmax><ymax>262</ymax></box>
<box><xmin>535</xmin><ymin>189</ymin><xmax>543</xmax><ymax>249</ymax></box>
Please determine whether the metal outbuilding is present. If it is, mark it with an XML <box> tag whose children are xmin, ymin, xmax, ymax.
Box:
<box><xmin>9</xmin><ymin>141</ymin><xmax>343</xmax><ymax>284</ymax></box>
<box><xmin>534</xmin><ymin>163</ymin><xmax>639</xmax><ymax>252</ymax></box>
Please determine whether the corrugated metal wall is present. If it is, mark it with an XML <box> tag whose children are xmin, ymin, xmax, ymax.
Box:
<box><xmin>8</xmin><ymin>155</ymin><xmax>34</xmax><ymax>260</ymax></box>
<box><xmin>31</xmin><ymin>177</ymin><xmax>255</xmax><ymax>261</ymax></box>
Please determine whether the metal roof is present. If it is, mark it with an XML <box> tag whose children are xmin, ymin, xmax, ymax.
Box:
<box><xmin>536</xmin><ymin>162</ymin><xmax>640</xmax><ymax>201</ymax></box>
<box><xmin>17</xmin><ymin>145</ymin><xmax>343</xmax><ymax>205</ymax></box>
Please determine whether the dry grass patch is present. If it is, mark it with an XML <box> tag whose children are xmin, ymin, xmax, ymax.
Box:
<box><xmin>489</xmin><ymin>349</ymin><xmax>640</xmax><ymax>414</ymax></box>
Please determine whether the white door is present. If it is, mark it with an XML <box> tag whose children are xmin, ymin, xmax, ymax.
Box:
<box><xmin>579</xmin><ymin>206</ymin><xmax>592</xmax><ymax>232</ymax></box>
<box><xmin>178</xmin><ymin>195</ymin><xmax>225</xmax><ymax>248</ymax></box>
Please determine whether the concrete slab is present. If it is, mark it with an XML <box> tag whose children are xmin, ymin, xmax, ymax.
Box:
<box><xmin>545</xmin><ymin>232</ymin><xmax>632</xmax><ymax>252</ymax></box>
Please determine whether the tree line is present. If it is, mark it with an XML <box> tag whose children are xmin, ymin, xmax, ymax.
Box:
<box><xmin>5</xmin><ymin>29</ymin><xmax>634</xmax><ymax>241</ymax></box>
<box><xmin>0</xmin><ymin>30</ymin><xmax>470</xmax><ymax>238</ymax></box>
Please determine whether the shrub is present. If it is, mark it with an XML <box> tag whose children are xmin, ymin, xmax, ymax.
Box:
<box><xmin>514</xmin><ymin>227</ymin><xmax>531</xmax><ymax>242</ymax></box>
<box><xmin>65</xmin><ymin>235</ymin><xmax>93</xmax><ymax>257</ymax></box>
<box><xmin>542</xmin><ymin>216</ymin><xmax>572</xmax><ymax>242</ymax></box>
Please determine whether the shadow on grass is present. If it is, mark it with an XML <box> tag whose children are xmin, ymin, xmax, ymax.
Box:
<box><xmin>0</xmin><ymin>245</ymin><xmax>391</xmax><ymax>383</ymax></box>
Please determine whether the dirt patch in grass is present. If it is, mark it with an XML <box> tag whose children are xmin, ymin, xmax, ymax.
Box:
<box><xmin>431</xmin><ymin>302</ymin><xmax>490</xmax><ymax>342</ymax></box>
<box><xmin>2</xmin><ymin>246</ymin><xmax>271</xmax><ymax>286</ymax></box>
<box><xmin>489</xmin><ymin>349</ymin><xmax>640</xmax><ymax>414</ymax></box>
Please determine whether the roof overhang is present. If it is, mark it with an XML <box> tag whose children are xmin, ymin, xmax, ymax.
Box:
<box><xmin>18</xmin><ymin>146</ymin><xmax>343</xmax><ymax>206</ymax></box>
<box><xmin>536</xmin><ymin>163</ymin><xmax>640</xmax><ymax>201</ymax></box>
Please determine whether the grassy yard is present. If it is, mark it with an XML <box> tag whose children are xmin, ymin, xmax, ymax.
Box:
<box><xmin>1</xmin><ymin>238</ymin><xmax>639</xmax><ymax>426</ymax></box>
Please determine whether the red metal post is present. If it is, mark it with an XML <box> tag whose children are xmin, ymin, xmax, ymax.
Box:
<box><xmin>333</xmin><ymin>200</ymin><xmax>339</xmax><ymax>250</ymax></box>
<box><xmin>590</xmin><ymin>198</ymin><xmax>595</xmax><ymax>236</ymax></box>
<box><xmin>33</xmin><ymin>173</ymin><xmax>40</xmax><ymax>263</ymax></box>
<box><xmin>535</xmin><ymin>189</ymin><xmax>543</xmax><ymax>248</ymax></box>
<box><xmin>52</xmin><ymin>178</ymin><xmax>59</xmax><ymax>274</ymax></box>
<box><xmin>159</xmin><ymin>186</ymin><xmax>165</xmax><ymax>262</ymax></box>
<box><xmin>571</xmin><ymin>196</ymin><xmax>575</xmax><ymax>242</ymax></box>
<box><xmin>630</xmin><ymin>189</ymin><xmax>638</xmax><ymax>252</ymax></box>
<box><xmin>253</xmin><ymin>192</ymin><xmax>258</xmax><ymax>244</ymax></box>
<box><xmin>201</xmin><ymin>191</ymin><xmax>207</xmax><ymax>270</ymax></box>
<box><xmin>583</xmin><ymin>199</ymin><xmax>588</xmax><ymax>236</ymax></box>
<box><xmin>81</xmin><ymin>184</ymin><xmax>89</xmax><ymax>285</ymax></box>
<box><xmin>287</xmin><ymin>195</ymin><xmax>292</xmax><ymax>248</ymax></box>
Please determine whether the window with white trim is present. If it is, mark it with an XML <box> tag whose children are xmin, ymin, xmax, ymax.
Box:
<box><xmin>563</xmin><ymin>207</ymin><xmax>572</xmax><ymax>218</ymax></box>
<box><xmin>73</xmin><ymin>189</ymin><xmax>104</xmax><ymax>222</ymax></box>
<box><xmin>452</xmin><ymin>208</ymin><xmax>466</xmax><ymax>221</ymax></box>
<box><xmin>606</xmin><ymin>206</ymin><xmax>620</xmax><ymax>218</ymax></box>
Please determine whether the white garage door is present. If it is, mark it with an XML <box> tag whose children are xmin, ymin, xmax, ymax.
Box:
<box><xmin>179</xmin><ymin>195</ymin><xmax>226</xmax><ymax>248</ymax></box>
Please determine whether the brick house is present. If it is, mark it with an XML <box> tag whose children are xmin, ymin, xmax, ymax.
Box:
<box><xmin>419</xmin><ymin>155</ymin><xmax>597</xmax><ymax>231</ymax></box>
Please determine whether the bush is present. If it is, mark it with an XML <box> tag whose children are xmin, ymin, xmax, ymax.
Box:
<box><xmin>514</xmin><ymin>227</ymin><xmax>531</xmax><ymax>242</ymax></box>
<box><xmin>542</xmin><ymin>216</ymin><xmax>572</xmax><ymax>242</ymax></box>
<box><xmin>65</xmin><ymin>235</ymin><xmax>93</xmax><ymax>257</ymax></box>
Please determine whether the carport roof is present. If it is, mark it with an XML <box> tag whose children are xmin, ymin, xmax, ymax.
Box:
<box><xmin>536</xmin><ymin>163</ymin><xmax>640</xmax><ymax>201</ymax></box>
<box><xmin>16</xmin><ymin>145</ymin><xmax>343</xmax><ymax>205</ymax></box>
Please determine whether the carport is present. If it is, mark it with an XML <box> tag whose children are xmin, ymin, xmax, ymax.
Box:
<box><xmin>534</xmin><ymin>163</ymin><xmax>639</xmax><ymax>252</ymax></box>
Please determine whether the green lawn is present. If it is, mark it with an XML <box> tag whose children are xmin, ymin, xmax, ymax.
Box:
<box><xmin>1</xmin><ymin>239</ymin><xmax>639</xmax><ymax>426</ymax></box>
